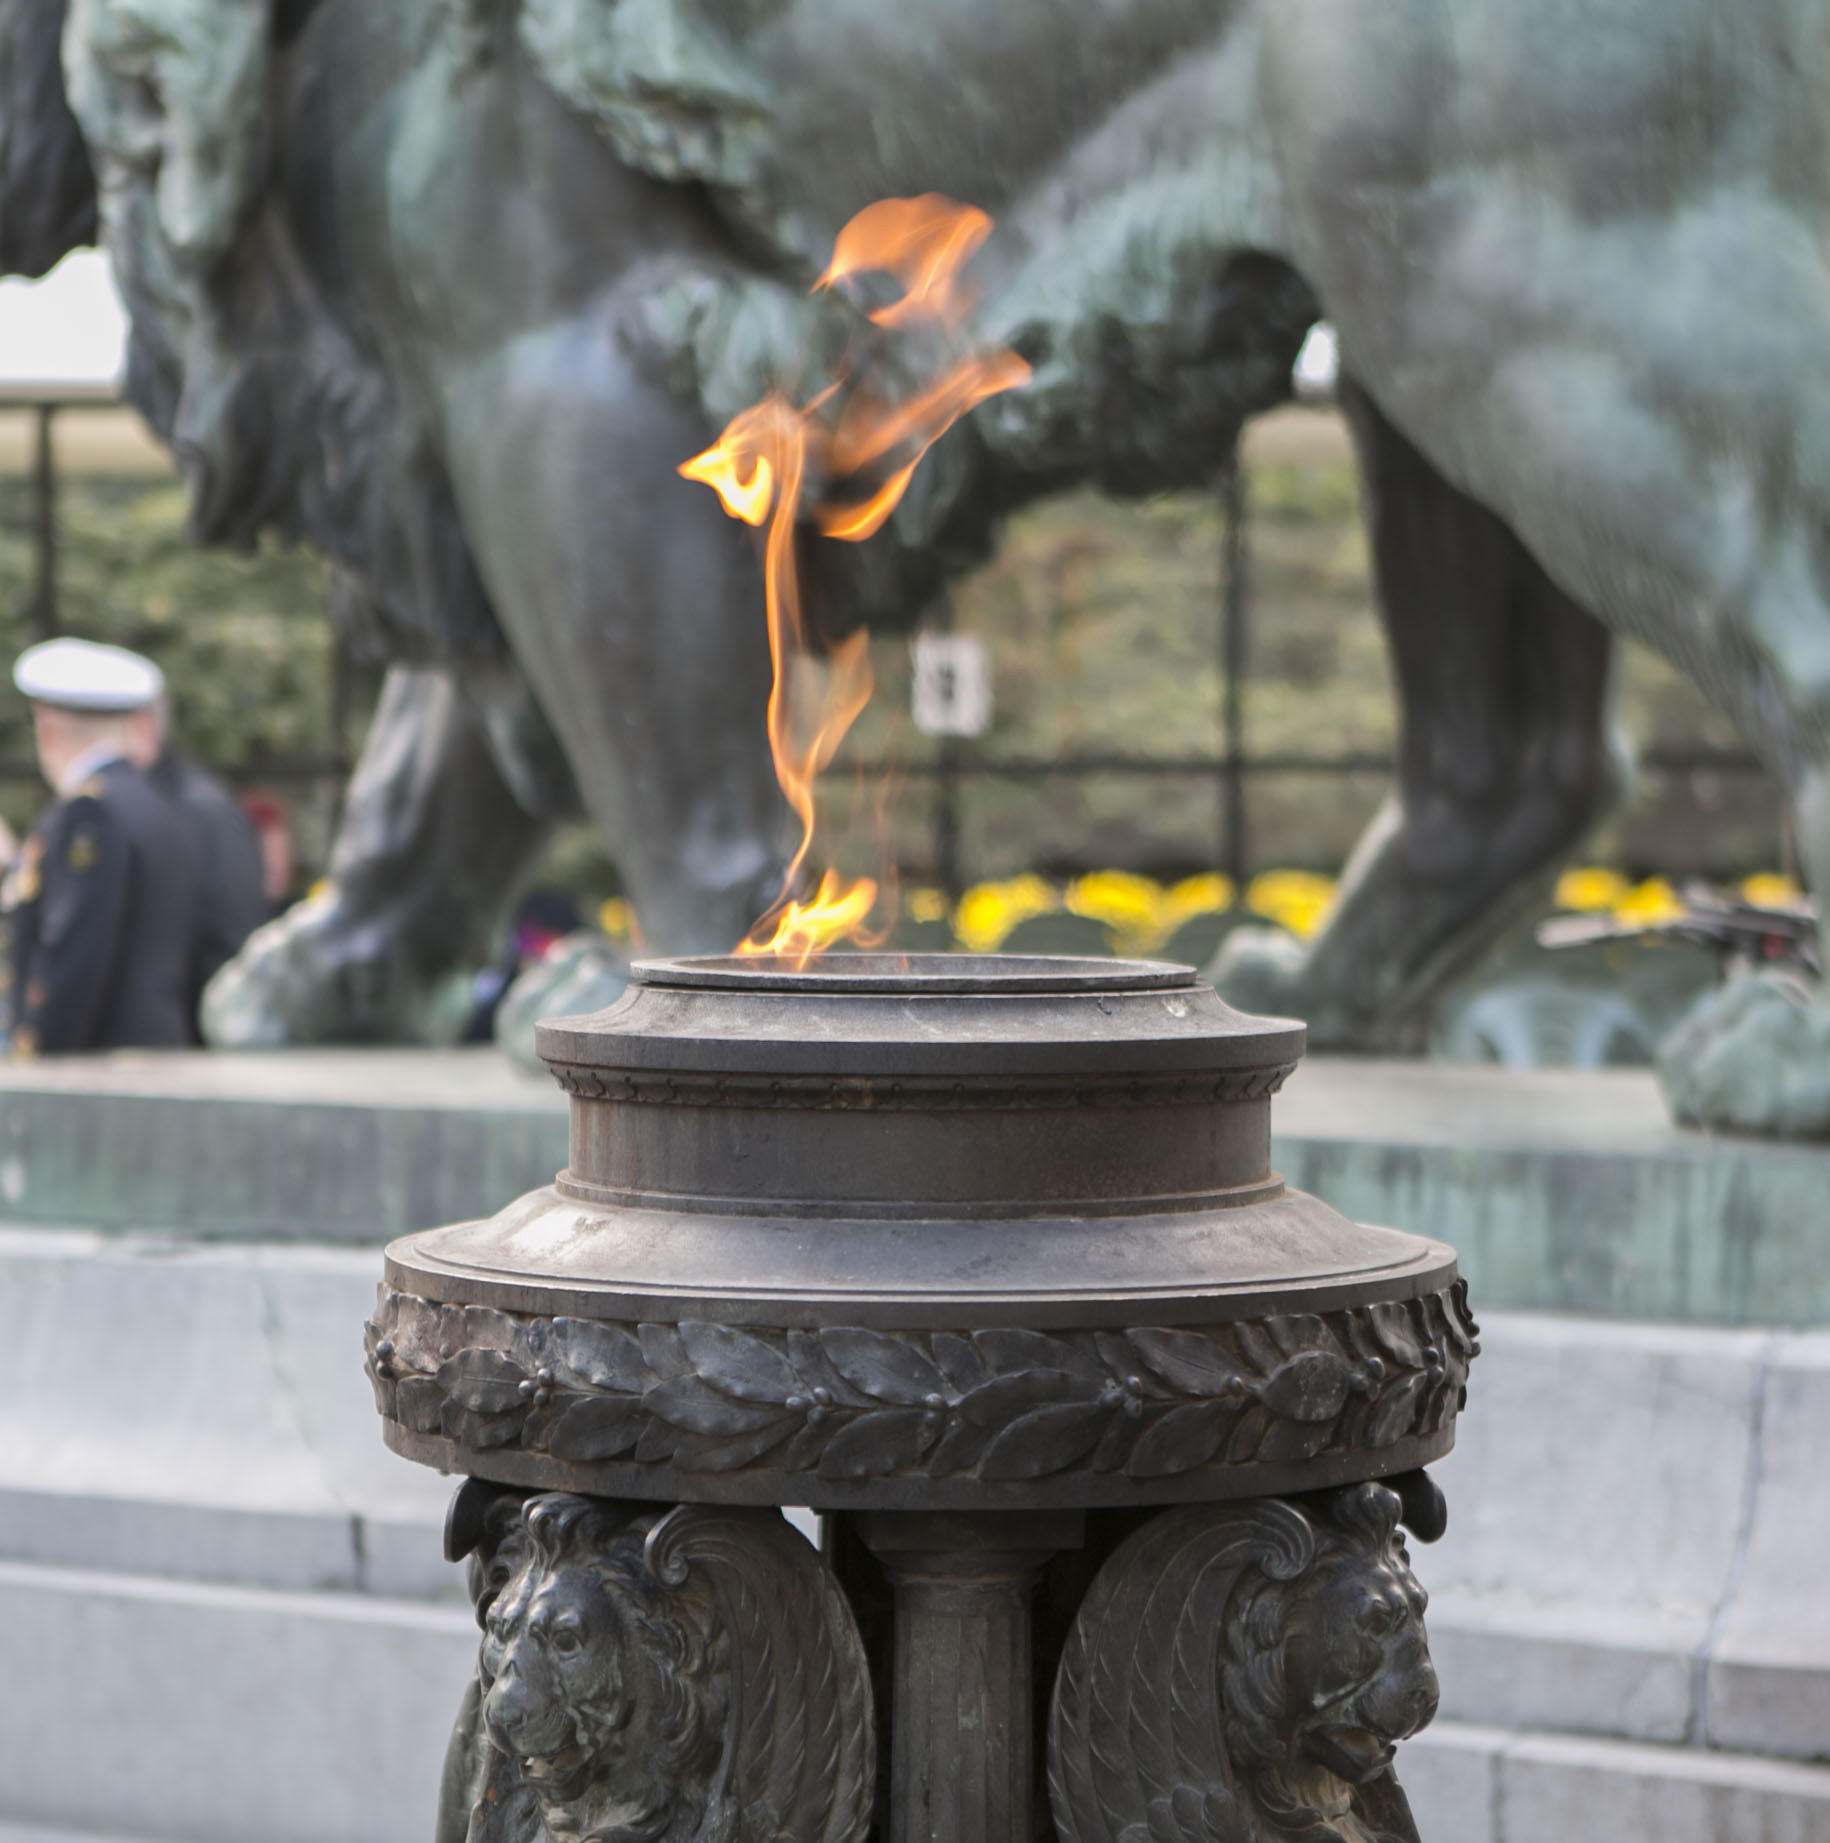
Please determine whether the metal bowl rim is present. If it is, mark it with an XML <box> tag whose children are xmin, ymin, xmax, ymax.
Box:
<box><xmin>628</xmin><ymin>951</ymin><xmax>1202</xmax><ymax>994</ymax></box>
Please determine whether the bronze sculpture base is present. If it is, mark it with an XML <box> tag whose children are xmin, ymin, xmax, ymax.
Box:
<box><xmin>373</xmin><ymin>957</ymin><xmax>1477</xmax><ymax>1841</ymax></box>
<box><xmin>438</xmin><ymin>1480</ymin><xmax>1446</xmax><ymax>1843</ymax></box>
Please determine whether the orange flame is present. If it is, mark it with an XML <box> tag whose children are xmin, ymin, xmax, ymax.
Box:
<box><xmin>738</xmin><ymin>867</ymin><xmax>883</xmax><ymax>961</ymax></box>
<box><xmin>813</xmin><ymin>194</ymin><xmax>993</xmax><ymax>328</ymax></box>
<box><xmin>680</xmin><ymin>195</ymin><xmax>1029</xmax><ymax>964</ymax></box>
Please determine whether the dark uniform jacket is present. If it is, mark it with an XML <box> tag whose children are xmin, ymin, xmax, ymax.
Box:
<box><xmin>0</xmin><ymin>757</ymin><xmax>201</xmax><ymax>1054</ymax></box>
<box><xmin>147</xmin><ymin>747</ymin><xmax>269</xmax><ymax>1013</ymax></box>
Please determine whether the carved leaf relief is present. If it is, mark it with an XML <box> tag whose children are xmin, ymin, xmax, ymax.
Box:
<box><xmin>368</xmin><ymin>1284</ymin><xmax>1478</xmax><ymax>1487</ymax></box>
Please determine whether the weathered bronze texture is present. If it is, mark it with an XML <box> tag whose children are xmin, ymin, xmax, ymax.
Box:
<box><xmin>438</xmin><ymin>1482</ymin><xmax>875</xmax><ymax>1843</ymax></box>
<box><xmin>23</xmin><ymin>0</ymin><xmax>1830</xmax><ymax>1134</ymax></box>
<box><xmin>371</xmin><ymin>954</ymin><xmax>1476</xmax><ymax>1842</ymax></box>
<box><xmin>1050</xmin><ymin>1484</ymin><xmax>1439</xmax><ymax>1842</ymax></box>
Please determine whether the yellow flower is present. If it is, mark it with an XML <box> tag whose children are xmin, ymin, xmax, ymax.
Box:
<box><xmin>598</xmin><ymin>897</ymin><xmax>638</xmax><ymax>941</ymax></box>
<box><xmin>1740</xmin><ymin>873</ymin><xmax>1808</xmax><ymax>913</ymax></box>
<box><xmin>1066</xmin><ymin>870</ymin><xmax>1166</xmax><ymax>950</ymax></box>
<box><xmin>905</xmin><ymin>887</ymin><xmax>949</xmax><ymax>924</ymax></box>
<box><xmin>1245</xmin><ymin>870</ymin><xmax>1336</xmax><ymax>941</ymax></box>
<box><xmin>954</xmin><ymin>874</ymin><xmax>1060</xmax><ymax>953</ymax></box>
<box><xmin>1160</xmin><ymin>873</ymin><xmax>1236</xmax><ymax>930</ymax></box>
<box><xmin>1611</xmin><ymin>878</ymin><xmax>1684</xmax><ymax>927</ymax></box>
<box><xmin>1554</xmin><ymin>866</ymin><xmax>1631</xmax><ymax>913</ymax></box>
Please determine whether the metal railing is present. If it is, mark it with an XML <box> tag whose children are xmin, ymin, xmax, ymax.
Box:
<box><xmin>829</xmin><ymin>451</ymin><xmax>1771</xmax><ymax>897</ymax></box>
<box><xmin>1</xmin><ymin>381</ymin><xmax>122</xmax><ymax>643</ymax></box>
<box><xmin>7</xmin><ymin>393</ymin><xmax>1771</xmax><ymax>887</ymax></box>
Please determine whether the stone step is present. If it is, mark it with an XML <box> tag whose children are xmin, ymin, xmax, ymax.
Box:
<box><xmin>0</xmin><ymin>1556</ymin><xmax>475</xmax><ymax>1843</ymax></box>
<box><xmin>5</xmin><ymin>1225</ymin><xmax>1829</xmax><ymax>1760</ymax></box>
<box><xmin>1404</xmin><ymin>1721</ymin><xmax>1830</xmax><ymax>1843</ymax></box>
<box><xmin>0</xmin><ymin>1226</ymin><xmax>452</xmax><ymax>1598</ymax></box>
<box><xmin>1418</xmin><ymin>1311</ymin><xmax>1830</xmax><ymax>1762</ymax></box>
<box><xmin>5</xmin><ymin>1223</ymin><xmax>1829</xmax><ymax>1839</ymax></box>
<box><xmin>7</xmin><ymin>1557</ymin><xmax>1827</xmax><ymax>1843</ymax></box>
<box><xmin>0</xmin><ymin>1824</ymin><xmax>172</xmax><ymax>1843</ymax></box>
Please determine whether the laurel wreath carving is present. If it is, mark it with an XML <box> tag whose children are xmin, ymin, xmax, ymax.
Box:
<box><xmin>367</xmin><ymin>1280</ymin><xmax>1476</xmax><ymax>1485</ymax></box>
<box><xmin>546</xmin><ymin>1064</ymin><xmax>1298</xmax><ymax>1110</ymax></box>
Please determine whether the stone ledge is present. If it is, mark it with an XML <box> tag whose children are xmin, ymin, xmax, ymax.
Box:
<box><xmin>0</xmin><ymin>1049</ymin><xmax>565</xmax><ymax>1243</ymax></box>
<box><xmin>1276</xmin><ymin>1059</ymin><xmax>1830</xmax><ymax>1326</ymax></box>
<box><xmin>1404</xmin><ymin>1721</ymin><xmax>1830</xmax><ymax>1843</ymax></box>
<box><xmin>0</xmin><ymin>1053</ymin><xmax>1823</xmax><ymax>1330</ymax></box>
<box><xmin>0</xmin><ymin>1558</ymin><xmax>476</xmax><ymax>1843</ymax></box>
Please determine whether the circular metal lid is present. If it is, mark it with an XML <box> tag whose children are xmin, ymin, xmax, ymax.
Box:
<box><xmin>536</xmin><ymin>953</ymin><xmax>1305</xmax><ymax>1077</ymax></box>
<box><xmin>630</xmin><ymin>952</ymin><xmax>1200</xmax><ymax>993</ymax></box>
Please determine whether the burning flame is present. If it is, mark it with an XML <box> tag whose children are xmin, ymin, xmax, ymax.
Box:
<box><xmin>680</xmin><ymin>194</ymin><xmax>1029</xmax><ymax>964</ymax></box>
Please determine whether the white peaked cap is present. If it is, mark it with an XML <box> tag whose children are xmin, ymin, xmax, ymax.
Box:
<box><xmin>13</xmin><ymin>637</ymin><xmax>164</xmax><ymax>712</ymax></box>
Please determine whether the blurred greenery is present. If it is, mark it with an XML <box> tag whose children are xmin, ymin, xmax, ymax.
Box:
<box><xmin>0</xmin><ymin>473</ymin><xmax>370</xmax><ymax>884</ymax></box>
<box><xmin>4</xmin><ymin>413</ymin><xmax>1783</xmax><ymax>927</ymax></box>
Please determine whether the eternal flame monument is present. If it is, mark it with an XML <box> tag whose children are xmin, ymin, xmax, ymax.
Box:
<box><xmin>0</xmin><ymin>3</ymin><xmax>1828</xmax><ymax>1842</ymax></box>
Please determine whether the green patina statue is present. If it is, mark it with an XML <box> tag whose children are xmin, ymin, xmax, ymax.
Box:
<box><xmin>7</xmin><ymin>0</ymin><xmax>1829</xmax><ymax>1135</ymax></box>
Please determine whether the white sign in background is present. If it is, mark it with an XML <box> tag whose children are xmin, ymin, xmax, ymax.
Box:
<box><xmin>0</xmin><ymin>250</ymin><xmax>126</xmax><ymax>385</ymax></box>
<box><xmin>910</xmin><ymin>632</ymin><xmax>991</xmax><ymax>738</ymax></box>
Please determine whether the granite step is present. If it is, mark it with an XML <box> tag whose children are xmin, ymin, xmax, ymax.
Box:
<box><xmin>0</xmin><ymin>1556</ymin><xmax>474</xmax><ymax>1843</ymax></box>
<box><xmin>1405</xmin><ymin>1721</ymin><xmax>1830</xmax><ymax>1842</ymax></box>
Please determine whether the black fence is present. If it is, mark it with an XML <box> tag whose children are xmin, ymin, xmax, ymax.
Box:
<box><xmin>828</xmin><ymin>453</ymin><xmax>1773</xmax><ymax>897</ymax></box>
<box><xmin>7</xmin><ymin>388</ymin><xmax>1771</xmax><ymax>891</ymax></box>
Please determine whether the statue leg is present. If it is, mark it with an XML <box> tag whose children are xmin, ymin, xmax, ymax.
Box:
<box><xmin>1213</xmin><ymin>375</ymin><xmax>1624</xmax><ymax>1050</ymax></box>
<box><xmin>202</xmin><ymin>660</ymin><xmax>565</xmax><ymax>1046</ymax></box>
<box><xmin>438</xmin><ymin>321</ymin><xmax>788</xmax><ymax>957</ymax></box>
<box><xmin>1259</xmin><ymin>0</ymin><xmax>1830</xmax><ymax>1128</ymax></box>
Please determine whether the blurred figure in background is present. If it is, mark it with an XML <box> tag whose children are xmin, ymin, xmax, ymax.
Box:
<box><xmin>462</xmin><ymin>889</ymin><xmax>581</xmax><ymax>1042</ymax></box>
<box><xmin>236</xmin><ymin>792</ymin><xmax>296</xmax><ymax>915</ymax></box>
<box><xmin>127</xmin><ymin>699</ymin><xmax>269</xmax><ymax>1015</ymax></box>
<box><xmin>1</xmin><ymin>638</ymin><xmax>199</xmax><ymax>1054</ymax></box>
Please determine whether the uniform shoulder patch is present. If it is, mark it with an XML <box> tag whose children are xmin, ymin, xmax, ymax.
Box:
<box><xmin>0</xmin><ymin>835</ymin><xmax>43</xmax><ymax>911</ymax></box>
<box><xmin>65</xmin><ymin>832</ymin><xmax>99</xmax><ymax>873</ymax></box>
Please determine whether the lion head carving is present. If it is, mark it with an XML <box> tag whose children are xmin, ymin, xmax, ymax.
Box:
<box><xmin>479</xmin><ymin>1496</ymin><xmax>727</xmax><ymax>1843</ymax></box>
<box><xmin>443</xmin><ymin>1489</ymin><xmax>874</xmax><ymax>1843</ymax></box>
<box><xmin>1050</xmin><ymin>1480</ymin><xmax>1442</xmax><ymax>1843</ymax></box>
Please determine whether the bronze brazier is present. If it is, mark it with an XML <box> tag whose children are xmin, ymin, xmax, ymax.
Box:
<box><xmin>368</xmin><ymin>954</ymin><xmax>1476</xmax><ymax>1843</ymax></box>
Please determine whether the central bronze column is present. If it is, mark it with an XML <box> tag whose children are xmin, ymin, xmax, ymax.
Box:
<box><xmin>861</xmin><ymin>1512</ymin><xmax>1082</xmax><ymax>1843</ymax></box>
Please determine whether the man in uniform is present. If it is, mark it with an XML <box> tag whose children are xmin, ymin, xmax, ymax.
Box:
<box><xmin>128</xmin><ymin>695</ymin><xmax>270</xmax><ymax>1018</ymax></box>
<box><xmin>2</xmin><ymin>638</ymin><xmax>200</xmax><ymax>1055</ymax></box>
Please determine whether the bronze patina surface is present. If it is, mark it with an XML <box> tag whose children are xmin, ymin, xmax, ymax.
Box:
<box><xmin>372</xmin><ymin>956</ymin><xmax>1472</xmax><ymax>1514</ymax></box>
<box><xmin>373</xmin><ymin>954</ymin><xmax>1473</xmax><ymax>1842</ymax></box>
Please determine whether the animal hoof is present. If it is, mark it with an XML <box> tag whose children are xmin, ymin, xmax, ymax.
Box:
<box><xmin>1207</xmin><ymin>922</ymin><xmax>1308</xmax><ymax>1017</ymax></box>
<box><xmin>1658</xmin><ymin>971</ymin><xmax>1830</xmax><ymax>1139</ymax></box>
